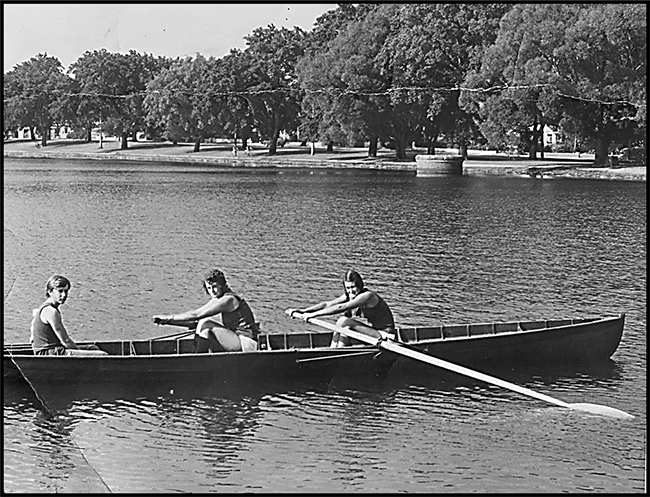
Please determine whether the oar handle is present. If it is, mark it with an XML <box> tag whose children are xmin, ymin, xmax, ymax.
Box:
<box><xmin>150</xmin><ymin>329</ymin><xmax>197</xmax><ymax>341</ymax></box>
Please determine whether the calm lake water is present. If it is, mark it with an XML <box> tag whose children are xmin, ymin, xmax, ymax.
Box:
<box><xmin>3</xmin><ymin>158</ymin><xmax>646</xmax><ymax>492</ymax></box>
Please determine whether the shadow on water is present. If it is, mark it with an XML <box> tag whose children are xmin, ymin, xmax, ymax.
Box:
<box><xmin>294</xmin><ymin>357</ymin><xmax>626</xmax><ymax>403</ymax></box>
<box><xmin>5</xmin><ymin>376</ymin><xmax>305</xmax><ymax>493</ymax></box>
<box><xmin>4</xmin><ymin>357</ymin><xmax>623</xmax><ymax>415</ymax></box>
<box><xmin>3</xmin><ymin>374</ymin><xmax>332</xmax><ymax>415</ymax></box>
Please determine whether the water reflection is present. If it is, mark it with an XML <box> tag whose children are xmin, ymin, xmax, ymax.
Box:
<box><xmin>4</xmin><ymin>390</ymin><xmax>113</xmax><ymax>492</ymax></box>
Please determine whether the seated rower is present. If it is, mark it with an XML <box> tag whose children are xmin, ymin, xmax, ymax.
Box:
<box><xmin>30</xmin><ymin>275</ymin><xmax>108</xmax><ymax>356</ymax></box>
<box><xmin>153</xmin><ymin>269</ymin><xmax>260</xmax><ymax>352</ymax></box>
<box><xmin>286</xmin><ymin>269</ymin><xmax>396</xmax><ymax>347</ymax></box>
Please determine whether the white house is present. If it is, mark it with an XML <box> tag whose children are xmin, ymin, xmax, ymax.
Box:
<box><xmin>542</xmin><ymin>124</ymin><xmax>563</xmax><ymax>148</ymax></box>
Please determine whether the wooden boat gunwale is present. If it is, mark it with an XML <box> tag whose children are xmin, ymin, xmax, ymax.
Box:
<box><xmin>3</xmin><ymin>314</ymin><xmax>625</xmax><ymax>384</ymax></box>
<box><xmin>394</xmin><ymin>315</ymin><xmax>612</xmax><ymax>343</ymax></box>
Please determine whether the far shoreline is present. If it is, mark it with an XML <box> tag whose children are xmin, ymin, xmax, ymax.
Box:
<box><xmin>3</xmin><ymin>138</ymin><xmax>646</xmax><ymax>182</ymax></box>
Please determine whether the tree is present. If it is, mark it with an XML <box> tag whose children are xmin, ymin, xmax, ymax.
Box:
<box><xmin>212</xmin><ymin>49</ymin><xmax>257</xmax><ymax>150</ymax></box>
<box><xmin>3</xmin><ymin>53</ymin><xmax>71</xmax><ymax>146</ymax></box>
<box><xmin>298</xmin><ymin>4</ymin><xmax>508</xmax><ymax>160</ymax></box>
<box><xmin>299</xmin><ymin>6</ymin><xmax>401</xmax><ymax>158</ymax></box>
<box><xmin>65</xmin><ymin>51</ymin><xmax>106</xmax><ymax>142</ymax></box>
<box><xmin>297</xmin><ymin>4</ymin><xmax>375</xmax><ymax>152</ymax></box>
<box><xmin>555</xmin><ymin>4</ymin><xmax>646</xmax><ymax>162</ymax></box>
<box><xmin>3</xmin><ymin>71</ymin><xmax>27</xmax><ymax>137</ymax></box>
<box><xmin>304</xmin><ymin>3</ymin><xmax>372</xmax><ymax>55</ymax></box>
<box><xmin>144</xmin><ymin>55</ymin><xmax>220</xmax><ymax>152</ymax></box>
<box><xmin>463</xmin><ymin>4</ymin><xmax>646</xmax><ymax>164</ymax></box>
<box><xmin>69</xmin><ymin>49</ymin><xmax>165</xmax><ymax>149</ymax></box>
<box><xmin>382</xmin><ymin>3</ymin><xmax>510</xmax><ymax>157</ymax></box>
<box><xmin>241</xmin><ymin>25</ymin><xmax>306</xmax><ymax>155</ymax></box>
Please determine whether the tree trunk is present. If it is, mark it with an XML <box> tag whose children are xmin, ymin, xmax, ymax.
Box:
<box><xmin>40</xmin><ymin>125</ymin><xmax>48</xmax><ymax>147</ymax></box>
<box><xmin>459</xmin><ymin>142</ymin><xmax>468</xmax><ymax>159</ymax></box>
<box><xmin>593</xmin><ymin>111</ymin><xmax>618</xmax><ymax>166</ymax></box>
<box><xmin>594</xmin><ymin>138</ymin><xmax>610</xmax><ymax>166</ymax></box>
<box><xmin>395</xmin><ymin>134</ymin><xmax>408</xmax><ymax>160</ymax></box>
<box><xmin>193</xmin><ymin>137</ymin><xmax>201</xmax><ymax>153</ymax></box>
<box><xmin>527</xmin><ymin>127</ymin><xmax>538</xmax><ymax>159</ymax></box>
<box><xmin>327</xmin><ymin>141</ymin><xmax>334</xmax><ymax>152</ymax></box>
<box><xmin>427</xmin><ymin>139</ymin><xmax>435</xmax><ymax>155</ymax></box>
<box><xmin>121</xmin><ymin>132</ymin><xmax>129</xmax><ymax>150</ymax></box>
<box><xmin>427</xmin><ymin>131</ymin><xmax>440</xmax><ymax>155</ymax></box>
<box><xmin>86</xmin><ymin>126</ymin><xmax>92</xmax><ymax>142</ymax></box>
<box><xmin>268</xmin><ymin>129</ymin><xmax>280</xmax><ymax>155</ymax></box>
<box><xmin>368</xmin><ymin>136</ymin><xmax>378</xmax><ymax>157</ymax></box>
<box><xmin>132</xmin><ymin>130</ymin><xmax>138</xmax><ymax>142</ymax></box>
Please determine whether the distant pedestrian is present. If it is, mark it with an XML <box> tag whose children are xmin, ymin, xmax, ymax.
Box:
<box><xmin>232</xmin><ymin>144</ymin><xmax>238</xmax><ymax>157</ymax></box>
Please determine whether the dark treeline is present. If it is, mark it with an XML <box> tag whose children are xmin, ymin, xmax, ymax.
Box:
<box><xmin>3</xmin><ymin>4</ymin><xmax>646</xmax><ymax>165</ymax></box>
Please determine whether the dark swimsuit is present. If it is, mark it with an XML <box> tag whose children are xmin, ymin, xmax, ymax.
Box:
<box><xmin>31</xmin><ymin>303</ymin><xmax>67</xmax><ymax>355</ymax></box>
<box><xmin>348</xmin><ymin>289</ymin><xmax>396</xmax><ymax>335</ymax></box>
<box><xmin>221</xmin><ymin>293</ymin><xmax>260</xmax><ymax>341</ymax></box>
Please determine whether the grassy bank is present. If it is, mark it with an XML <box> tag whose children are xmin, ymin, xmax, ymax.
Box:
<box><xmin>3</xmin><ymin>138</ymin><xmax>646</xmax><ymax>181</ymax></box>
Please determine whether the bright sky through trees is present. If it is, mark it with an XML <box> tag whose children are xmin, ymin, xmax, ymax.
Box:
<box><xmin>3</xmin><ymin>3</ymin><xmax>335</xmax><ymax>72</ymax></box>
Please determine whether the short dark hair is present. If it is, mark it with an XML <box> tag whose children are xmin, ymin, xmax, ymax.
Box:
<box><xmin>203</xmin><ymin>269</ymin><xmax>228</xmax><ymax>294</ymax></box>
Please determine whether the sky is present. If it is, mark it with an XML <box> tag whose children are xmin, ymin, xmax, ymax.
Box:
<box><xmin>3</xmin><ymin>3</ymin><xmax>337</xmax><ymax>73</ymax></box>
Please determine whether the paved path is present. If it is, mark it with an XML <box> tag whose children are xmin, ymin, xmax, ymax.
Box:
<box><xmin>4</xmin><ymin>139</ymin><xmax>645</xmax><ymax>181</ymax></box>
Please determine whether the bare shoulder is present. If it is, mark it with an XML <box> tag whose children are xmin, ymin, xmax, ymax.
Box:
<box><xmin>363</xmin><ymin>289</ymin><xmax>381</xmax><ymax>306</ymax></box>
<box><xmin>39</xmin><ymin>304</ymin><xmax>60</xmax><ymax>321</ymax></box>
<box><xmin>212</xmin><ymin>293</ymin><xmax>240</xmax><ymax>311</ymax></box>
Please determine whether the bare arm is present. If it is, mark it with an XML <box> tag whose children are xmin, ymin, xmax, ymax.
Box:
<box><xmin>153</xmin><ymin>295</ymin><xmax>238</xmax><ymax>326</ymax></box>
<box><xmin>286</xmin><ymin>294</ymin><xmax>348</xmax><ymax>317</ymax></box>
<box><xmin>302</xmin><ymin>292</ymin><xmax>376</xmax><ymax>320</ymax></box>
<box><xmin>41</xmin><ymin>306</ymin><xmax>79</xmax><ymax>349</ymax></box>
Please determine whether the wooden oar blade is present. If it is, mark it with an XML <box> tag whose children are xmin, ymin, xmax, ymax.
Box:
<box><xmin>568</xmin><ymin>403</ymin><xmax>635</xmax><ymax>420</ymax></box>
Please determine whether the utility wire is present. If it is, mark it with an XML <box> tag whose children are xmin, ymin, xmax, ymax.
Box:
<box><xmin>3</xmin><ymin>84</ymin><xmax>642</xmax><ymax>108</ymax></box>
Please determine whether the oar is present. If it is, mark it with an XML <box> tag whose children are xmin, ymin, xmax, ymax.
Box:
<box><xmin>151</xmin><ymin>318</ymin><xmax>199</xmax><ymax>340</ymax></box>
<box><xmin>289</xmin><ymin>312</ymin><xmax>634</xmax><ymax>420</ymax></box>
<box><xmin>150</xmin><ymin>329</ymin><xmax>196</xmax><ymax>341</ymax></box>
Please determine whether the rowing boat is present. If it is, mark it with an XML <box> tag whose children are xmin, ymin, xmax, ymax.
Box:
<box><xmin>395</xmin><ymin>314</ymin><xmax>625</xmax><ymax>367</ymax></box>
<box><xmin>304</xmin><ymin>314</ymin><xmax>633</xmax><ymax>419</ymax></box>
<box><xmin>4</xmin><ymin>314</ymin><xmax>624</xmax><ymax>388</ymax></box>
<box><xmin>3</xmin><ymin>331</ymin><xmax>395</xmax><ymax>386</ymax></box>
